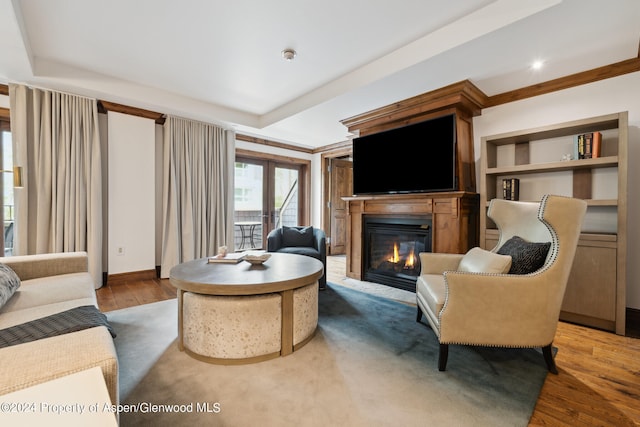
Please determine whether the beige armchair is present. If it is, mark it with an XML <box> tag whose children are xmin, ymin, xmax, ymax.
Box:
<box><xmin>416</xmin><ymin>194</ymin><xmax>587</xmax><ymax>373</ymax></box>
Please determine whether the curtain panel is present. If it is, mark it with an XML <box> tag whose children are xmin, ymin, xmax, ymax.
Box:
<box><xmin>8</xmin><ymin>84</ymin><xmax>103</xmax><ymax>287</ymax></box>
<box><xmin>160</xmin><ymin>116</ymin><xmax>235</xmax><ymax>277</ymax></box>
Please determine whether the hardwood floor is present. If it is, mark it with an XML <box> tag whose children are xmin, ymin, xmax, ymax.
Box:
<box><xmin>96</xmin><ymin>276</ymin><xmax>176</xmax><ymax>312</ymax></box>
<box><xmin>96</xmin><ymin>256</ymin><xmax>640</xmax><ymax>426</ymax></box>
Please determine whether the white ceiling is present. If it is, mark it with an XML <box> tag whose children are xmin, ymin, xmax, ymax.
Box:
<box><xmin>1</xmin><ymin>0</ymin><xmax>639</xmax><ymax>148</ymax></box>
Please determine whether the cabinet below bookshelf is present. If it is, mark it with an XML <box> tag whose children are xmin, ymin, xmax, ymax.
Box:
<box><xmin>486</xmin><ymin>230</ymin><xmax>618</xmax><ymax>331</ymax></box>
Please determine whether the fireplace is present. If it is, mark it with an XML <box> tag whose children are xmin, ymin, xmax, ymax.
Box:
<box><xmin>363</xmin><ymin>216</ymin><xmax>432</xmax><ymax>292</ymax></box>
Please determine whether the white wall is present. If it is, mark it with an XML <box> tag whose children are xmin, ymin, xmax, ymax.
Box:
<box><xmin>473</xmin><ymin>71</ymin><xmax>640</xmax><ymax>309</ymax></box>
<box><xmin>107</xmin><ymin>111</ymin><xmax>156</xmax><ymax>274</ymax></box>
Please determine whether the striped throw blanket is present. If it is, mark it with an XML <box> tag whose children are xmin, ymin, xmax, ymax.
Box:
<box><xmin>0</xmin><ymin>305</ymin><xmax>116</xmax><ymax>348</ymax></box>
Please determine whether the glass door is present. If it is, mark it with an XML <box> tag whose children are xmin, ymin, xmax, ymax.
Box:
<box><xmin>234</xmin><ymin>159</ymin><xmax>266</xmax><ymax>250</ymax></box>
<box><xmin>271</xmin><ymin>164</ymin><xmax>299</xmax><ymax>230</ymax></box>
<box><xmin>234</xmin><ymin>158</ymin><xmax>302</xmax><ymax>251</ymax></box>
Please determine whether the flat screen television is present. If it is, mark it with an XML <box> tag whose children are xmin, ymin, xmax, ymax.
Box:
<box><xmin>352</xmin><ymin>114</ymin><xmax>457</xmax><ymax>195</ymax></box>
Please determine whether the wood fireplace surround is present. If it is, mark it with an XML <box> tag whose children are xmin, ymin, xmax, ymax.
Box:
<box><xmin>340</xmin><ymin>80</ymin><xmax>483</xmax><ymax>284</ymax></box>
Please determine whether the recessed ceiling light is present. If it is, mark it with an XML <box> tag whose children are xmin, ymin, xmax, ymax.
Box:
<box><xmin>531</xmin><ymin>60</ymin><xmax>544</xmax><ymax>70</ymax></box>
<box><xmin>282</xmin><ymin>49</ymin><xmax>297</xmax><ymax>62</ymax></box>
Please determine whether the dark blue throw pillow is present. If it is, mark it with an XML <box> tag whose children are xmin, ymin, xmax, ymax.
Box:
<box><xmin>497</xmin><ymin>236</ymin><xmax>551</xmax><ymax>274</ymax></box>
<box><xmin>282</xmin><ymin>226</ymin><xmax>314</xmax><ymax>247</ymax></box>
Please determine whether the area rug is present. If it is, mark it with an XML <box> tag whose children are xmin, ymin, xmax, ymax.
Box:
<box><xmin>107</xmin><ymin>283</ymin><xmax>548</xmax><ymax>426</ymax></box>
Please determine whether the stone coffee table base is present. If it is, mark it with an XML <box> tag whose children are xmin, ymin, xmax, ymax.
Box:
<box><xmin>180</xmin><ymin>281</ymin><xmax>319</xmax><ymax>364</ymax></box>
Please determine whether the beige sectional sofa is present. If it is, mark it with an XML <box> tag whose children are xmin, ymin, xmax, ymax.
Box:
<box><xmin>0</xmin><ymin>252</ymin><xmax>118</xmax><ymax>405</ymax></box>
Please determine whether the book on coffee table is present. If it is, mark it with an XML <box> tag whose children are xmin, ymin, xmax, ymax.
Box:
<box><xmin>207</xmin><ymin>252</ymin><xmax>247</xmax><ymax>264</ymax></box>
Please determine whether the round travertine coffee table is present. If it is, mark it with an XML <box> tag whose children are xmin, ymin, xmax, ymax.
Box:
<box><xmin>169</xmin><ymin>253</ymin><xmax>323</xmax><ymax>364</ymax></box>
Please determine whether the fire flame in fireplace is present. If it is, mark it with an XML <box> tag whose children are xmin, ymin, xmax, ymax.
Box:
<box><xmin>405</xmin><ymin>247</ymin><xmax>416</xmax><ymax>268</ymax></box>
<box><xmin>388</xmin><ymin>244</ymin><xmax>400</xmax><ymax>264</ymax></box>
<box><xmin>387</xmin><ymin>243</ymin><xmax>417</xmax><ymax>269</ymax></box>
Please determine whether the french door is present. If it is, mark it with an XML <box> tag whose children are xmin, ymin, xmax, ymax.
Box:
<box><xmin>234</xmin><ymin>156</ymin><xmax>303</xmax><ymax>250</ymax></box>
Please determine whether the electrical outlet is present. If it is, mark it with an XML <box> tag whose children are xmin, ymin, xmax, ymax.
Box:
<box><xmin>116</xmin><ymin>246</ymin><xmax>125</xmax><ymax>256</ymax></box>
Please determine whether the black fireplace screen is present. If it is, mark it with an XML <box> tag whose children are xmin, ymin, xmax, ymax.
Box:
<box><xmin>363</xmin><ymin>216</ymin><xmax>432</xmax><ymax>292</ymax></box>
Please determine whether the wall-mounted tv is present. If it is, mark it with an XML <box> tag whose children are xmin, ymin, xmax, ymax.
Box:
<box><xmin>352</xmin><ymin>114</ymin><xmax>457</xmax><ymax>195</ymax></box>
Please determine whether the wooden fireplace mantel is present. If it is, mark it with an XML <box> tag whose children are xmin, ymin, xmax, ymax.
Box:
<box><xmin>343</xmin><ymin>192</ymin><xmax>479</xmax><ymax>281</ymax></box>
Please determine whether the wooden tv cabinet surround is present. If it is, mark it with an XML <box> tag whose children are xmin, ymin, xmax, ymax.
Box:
<box><xmin>340</xmin><ymin>80</ymin><xmax>483</xmax><ymax>282</ymax></box>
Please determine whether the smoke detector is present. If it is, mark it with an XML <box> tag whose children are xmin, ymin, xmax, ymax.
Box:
<box><xmin>281</xmin><ymin>49</ymin><xmax>297</xmax><ymax>62</ymax></box>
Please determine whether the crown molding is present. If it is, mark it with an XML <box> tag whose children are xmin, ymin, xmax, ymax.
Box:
<box><xmin>236</xmin><ymin>134</ymin><xmax>313</xmax><ymax>154</ymax></box>
<box><xmin>313</xmin><ymin>139</ymin><xmax>352</xmax><ymax>155</ymax></box>
<box><xmin>484</xmin><ymin>57</ymin><xmax>640</xmax><ymax>108</ymax></box>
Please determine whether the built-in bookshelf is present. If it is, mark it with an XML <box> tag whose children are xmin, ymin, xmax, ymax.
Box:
<box><xmin>480</xmin><ymin>112</ymin><xmax>628</xmax><ymax>335</ymax></box>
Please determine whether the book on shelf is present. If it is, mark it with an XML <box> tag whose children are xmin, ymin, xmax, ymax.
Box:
<box><xmin>592</xmin><ymin>131</ymin><xmax>602</xmax><ymax>158</ymax></box>
<box><xmin>502</xmin><ymin>178</ymin><xmax>520</xmax><ymax>201</ymax></box>
<box><xmin>207</xmin><ymin>252</ymin><xmax>247</xmax><ymax>263</ymax></box>
<box><xmin>577</xmin><ymin>134</ymin><xmax>585</xmax><ymax>159</ymax></box>
<box><xmin>574</xmin><ymin>131</ymin><xmax>602</xmax><ymax>159</ymax></box>
<box><xmin>584</xmin><ymin>133</ymin><xmax>593</xmax><ymax>158</ymax></box>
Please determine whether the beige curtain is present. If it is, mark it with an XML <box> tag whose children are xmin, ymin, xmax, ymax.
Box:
<box><xmin>160</xmin><ymin>116</ymin><xmax>235</xmax><ymax>277</ymax></box>
<box><xmin>9</xmin><ymin>84</ymin><xmax>103</xmax><ymax>287</ymax></box>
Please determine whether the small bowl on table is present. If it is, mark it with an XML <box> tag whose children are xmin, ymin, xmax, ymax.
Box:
<box><xmin>244</xmin><ymin>253</ymin><xmax>271</xmax><ymax>265</ymax></box>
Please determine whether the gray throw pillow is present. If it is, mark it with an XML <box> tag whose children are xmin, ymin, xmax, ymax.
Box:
<box><xmin>0</xmin><ymin>263</ymin><xmax>21</xmax><ymax>308</ymax></box>
<box><xmin>282</xmin><ymin>226</ymin><xmax>314</xmax><ymax>247</ymax></box>
<box><xmin>497</xmin><ymin>236</ymin><xmax>551</xmax><ymax>274</ymax></box>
